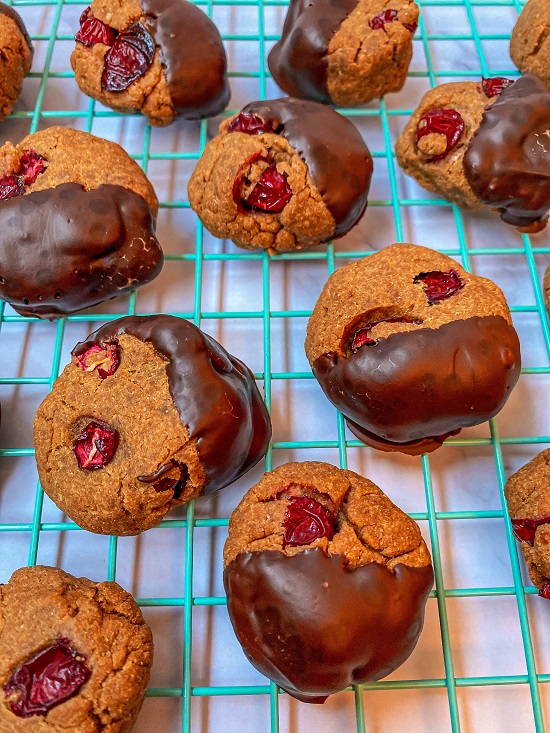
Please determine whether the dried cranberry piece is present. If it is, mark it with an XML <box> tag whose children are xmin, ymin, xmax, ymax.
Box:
<box><xmin>417</xmin><ymin>108</ymin><xmax>465</xmax><ymax>162</ymax></box>
<box><xmin>482</xmin><ymin>76</ymin><xmax>513</xmax><ymax>99</ymax></box>
<box><xmin>413</xmin><ymin>269</ymin><xmax>464</xmax><ymax>304</ymax></box>
<box><xmin>283</xmin><ymin>496</ymin><xmax>337</xmax><ymax>547</ymax></box>
<box><xmin>246</xmin><ymin>164</ymin><xmax>292</xmax><ymax>212</ymax></box>
<box><xmin>227</xmin><ymin>112</ymin><xmax>272</xmax><ymax>135</ymax></box>
<box><xmin>75</xmin><ymin>341</ymin><xmax>120</xmax><ymax>378</ymax></box>
<box><xmin>18</xmin><ymin>151</ymin><xmax>45</xmax><ymax>185</ymax></box>
<box><xmin>351</xmin><ymin>317</ymin><xmax>415</xmax><ymax>352</ymax></box>
<box><xmin>3</xmin><ymin>638</ymin><xmax>91</xmax><ymax>718</ymax></box>
<box><xmin>101</xmin><ymin>22</ymin><xmax>155</xmax><ymax>92</ymax></box>
<box><xmin>539</xmin><ymin>584</ymin><xmax>550</xmax><ymax>600</ymax></box>
<box><xmin>73</xmin><ymin>421</ymin><xmax>118</xmax><ymax>470</ymax></box>
<box><xmin>403</xmin><ymin>20</ymin><xmax>418</xmax><ymax>33</ymax></box>
<box><xmin>75</xmin><ymin>7</ymin><xmax>117</xmax><ymax>48</ymax></box>
<box><xmin>511</xmin><ymin>515</ymin><xmax>550</xmax><ymax>546</ymax></box>
<box><xmin>369</xmin><ymin>8</ymin><xmax>398</xmax><ymax>30</ymax></box>
<box><xmin>0</xmin><ymin>175</ymin><xmax>24</xmax><ymax>200</ymax></box>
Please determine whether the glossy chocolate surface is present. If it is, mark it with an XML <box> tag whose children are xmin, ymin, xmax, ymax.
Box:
<box><xmin>241</xmin><ymin>98</ymin><xmax>372</xmax><ymax>235</ymax></box>
<box><xmin>74</xmin><ymin>315</ymin><xmax>271</xmax><ymax>494</ymax></box>
<box><xmin>224</xmin><ymin>548</ymin><xmax>433</xmax><ymax>703</ymax></box>
<box><xmin>464</xmin><ymin>74</ymin><xmax>550</xmax><ymax>229</ymax></box>
<box><xmin>0</xmin><ymin>183</ymin><xmax>162</xmax><ymax>318</ymax></box>
<box><xmin>267</xmin><ymin>0</ymin><xmax>358</xmax><ymax>103</ymax></box>
<box><xmin>0</xmin><ymin>1</ymin><xmax>33</xmax><ymax>56</ymax></box>
<box><xmin>142</xmin><ymin>0</ymin><xmax>229</xmax><ymax>119</ymax></box>
<box><xmin>313</xmin><ymin>316</ymin><xmax>521</xmax><ymax>448</ymax></box>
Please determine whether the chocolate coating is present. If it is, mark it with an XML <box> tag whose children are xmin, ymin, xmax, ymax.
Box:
<box><xmin>224</xmin><ymin>548</ymin><xmax>433</xmax><ymax>703</ymax></box>
<box><xmin>241</xmin><ymin>98</ymin><xmax>372</xmax><ymax>235</ymax></box>
<box><xmin>0</xmin><ymin>1</ymin><xmax>33</xmax><ymax>56</ymax></box>
<box><xmin>142</xmin><ymin>0</ymin><xmax>229</xmax><ymax>119</ymax></box>
<box><xmin>463</xmin><ymin>74</ymin><xmax>550</xmax><ymax>230</ymax></box>
<box><xmin>268</xmin><ymin>0</ymin><xmax>358</xmax><ymax>103</ymax></box>
<box><xmin>313</xmin><ymin>316</ymin><xmax>521</xmax><ymax>447</ymax></box>
<box><xmin>0</xmin><ymin>183</ymin><xmax>162</xmax><ymax>318</ymax></box>
<box><xmin>73</xmin><ymin>315</ymin><xmax>271</xmax><ymax>494</ymax></box>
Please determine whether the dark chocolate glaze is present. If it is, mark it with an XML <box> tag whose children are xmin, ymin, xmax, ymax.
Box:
<box><xmin>0</xmin><ymin>1</ymin><xmax>33</xmax><ymax>57</ymax></box>
<box><xmin>224</xmin><ymin>548</ymin><xmax>433</xmax><ymax>703</ymax></box>
<box><xmin>73</xmin><ymin>315</ymin><xmax>271</xmax><ymax>494</ymax></box>
<box><xmin>0</xmin><ymin>183</ymin><xmax>162</xmax><ymax>319</ymax></box>
<box><xmin>463</xmin><ymin>74</ymin><xmax>550</xmax><ymax>229</ymax></box>
<box><xmin>241</xmin><ymin>98</ymin><xmax>372</xmax><ymax>235</ymax></box>
<box><xmin>141</xmin><ymin>0</ymin><xmax>229</xmax><ymax>119</ymax></box>
<box><xmin>313</xmin><ymin>316</ymin><xmax>521</xmax><ymax>448</ymax></box>
<box><xmin>267</xmin><ymin>0</ymin><xmax>358</xmax><ymax>103</ymax></box>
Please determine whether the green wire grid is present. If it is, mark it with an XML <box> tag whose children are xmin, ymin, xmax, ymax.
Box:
<box><xmin>0</xmin><ymin>0</ymin><xmax>549</xmax><ymax>730</ymax></box>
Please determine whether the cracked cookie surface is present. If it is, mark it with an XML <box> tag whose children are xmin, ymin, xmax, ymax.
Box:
<box><xmin>0</xmin><ymin>2</ymin><xmax>32</xmax><ymax>125</ymax></box>
<box><xmin>510</xmin><ymin>0</ymin><xmax>550</xmax><ymax>89</ymax></box>
<box><xmin>0</xmin><ymin>565</ymin><xmax>153</xmax><ymax>732</ymax></box>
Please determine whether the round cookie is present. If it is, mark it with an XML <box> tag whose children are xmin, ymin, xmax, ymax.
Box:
<box><xmin>268</xmin><ymin>0</ymin><xmax>419</xmax><ymax>106</ymax></box>
<box><xmin>0</xmin><ymin>2</ymin><xmax>32</xmax><ymax>125</ymax></box>
<box><xmin>504</xmin><ymin>448</ymin><xmax>550</xmax><ymax>599</ymax></box>
<box><xmin>223</xmin><ymin>461</ymin><xmax>433</xmax><ymax>703</ymax></box>
<box><xmin>305</xmin><ymin>243</ymin><xmax>521</xmax><ymax>455</ymax></box>
<box><xmin>34</xmin><ymin>315</ymin><xmax>272</xmax><ymax>536</ymax></box>
<box><xmin>71</xmin><ymin>0</ymin><xmax>229</xmax><ymax>126</ymax></box>
<box><xmin>510</xmin><ymin>0</ymin><xmax>550</xmax><ymax>89</ymax></box>
<box><xmin>188</xmin><ymin>97</ymin><xmax>373</xmax><ymax>253</ymax></box>
<box><xmin>0</xmin><ymin>126</ymin><xmax>162</xmax><ymax>319</ymax></box>
<box><xmin>0</xmin><ymin>565</ymin><xmax>153</xmax><ymax>731</ymax></box>
<box><xmin>395</xmin><ymin>73</ymin><xmax>550</xmax><ymax>233</ymax></box>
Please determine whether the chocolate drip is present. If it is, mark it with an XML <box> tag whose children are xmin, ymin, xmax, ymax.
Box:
<box><xmin>141</xmin><ymin>0</ymin><xmax>229</xmax><ymax>119</ymax></box>
<box><xmin>0</xmin><ymin>183</ymin><xmax>162</xmax><ymax>319</ymax></box>
<box><xmin>463</xmin><ymin>74</ymin><xmax>550</xmax><ymax>230</ymax></box>
<box><xmin>224</xmin><ymin>548</ymin><xmax>433</xmax><ymax>703</ymax></box>
<box><xmin>267</xmin><ymin>0</ymin><xmax>358</xmax><ymax>103</ymax></box>
<box><xmin>313</xmin><ymin>316</ymin><xmax>520</xmax><ymax>447</ymax></box>
<box><xmin>73</xmin><ymin>315</ymin><xmax>271</xmax><ymax>494</ymax></box>
<box><xmin>0</xmin><ymin>1</ymin><xmax>33</xmax><ymax>57</ymax></box>
<box><xmin>241</xmin><ymin>98</ymin><xmax>372</xmax><ymax>234</ymax></box>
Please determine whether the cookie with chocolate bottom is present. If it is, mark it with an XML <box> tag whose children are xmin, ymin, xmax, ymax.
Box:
<box><xmin>395</xmin><ymin>73</ymin><xmax>550</xmax><ymax>233</ymax></box>
<box><xmin>0</xmin><ymin>565</ymin><xmax>153</xmax><ymax>731</ymax></box>
<box><xmin>71</xmin><ymin>0</ymin><xmax>229</xmax><ymax>125</ymax></box>
<box><xmin>305</xmin><ymin>243</ymin><xmax>521</xmax><ymax>455</ymax></box>
<box><xmin>34</xmin><ymin>315</ymin><xmax>272</xmax><ymax>536</ymax></box>
<box><xmin>510</xmin><ymin>0</ymin><xmax>550</xmax><ymax>90</ymax></box>
<box><xmin>0</xmin><ymin>2</ymin><xmax>33</xmax><ymax>125</ymax></box>
<box><xmin>268</xmin><ymin>0</ymin><xmax>419</xmax><ymax>106</ymax></box>
<box><xmin>188</xmin><ymin>97</ymin><xmax>373</xmax><ymax>253</ymax></box>
<box><xmin>223</xmin><ymin>461</ymin><xmax>433</xmax><ymax>703</ymax></box>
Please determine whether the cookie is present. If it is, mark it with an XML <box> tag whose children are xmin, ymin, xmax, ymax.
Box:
<box><xmin>305</xmin><ymin>243</ymin><xmax>521</xmax><ymax>455</ymax></box>
<box><xmin>395</xmin><ymin>73</ymin><xmax>550</xmax><ymax>233</ymax></box>
<box><xmin>504</xmin><ymin>448</ymin><xmax>550</xmax><ymax>599</ymax></box>
<box><xmin>188</xmin><ymin>97</ymin><xmax>373</xmax><ymax>253</ymax></box>
<box><xmin>0</xmin><ymin>565</ymin><xmax>153</xmax><ymax>731</ymax></box>
<box><xmin>71</xmin><ymin>0</ymin><xmax>229</xmax><ymax>126</ymax></box>
<box><xmin>0</xmin><ymin>126</ymin><xmax>162</xmax><ymax>319</ymax></box>
<box><xmin>34</xmin><ymin>315</ymin><xmax>272</xmax><ymax>536</ymax></box>
<box><xmin>510</xmin><ymin>0</ymin><xmax>550</xmax><ymax>89</ymax></box>
<box><xmin>268</xmin><ymin>0</ymin><xmax>418</xmax><ymax>106</ymax></box>
<box><xmin>223</xmin><ymin>461</ymin><xmax>433</xmax><ymax>703</ymax></box>
<box><xmin>0</xmin><ymin>2</ymin><xmax>32</xmax><ymax>125</ymax></box>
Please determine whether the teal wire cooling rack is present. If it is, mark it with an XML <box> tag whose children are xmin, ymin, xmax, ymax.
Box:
<box><xmin>0</xmin><ymin>0</ymin><xmax>549</xmax><ymax>731</ymax></box>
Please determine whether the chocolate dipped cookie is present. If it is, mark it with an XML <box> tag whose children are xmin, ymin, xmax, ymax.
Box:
<box><xmin>305</xmin><ymin>243</ymin><xmax>521</xmax><ymax>455</ymax></box>
<box><xmin>0</xmin><ymin>2</ymin><xmax>32</xmax><ymax>125</ymax></box>
<box><xmin>188</xmin><ymin>98</ymin><xmax>373</xmax><ymax>252</ymax></box>
<box><xmin>34</xmin><ymin>315</ymin><xmax>271</xmax><ymax>535</ymax></box>
<box><xmin>268</xmin><ymin>0</ymin><xmax>419</xmax><ymax>106</ymax></box>
<box><xmin>395</xmin><ymin>73</ymin><xmax>550</xmax><ymax>233</ymax></box>
<box><xmin>71</xmin><ymin>0</ymin><xmax>229</xmax><ymax>126</ymax></box>
<box><xmin>223</xmin><ymin>461</ymin><xmax>433</xmax><ymax>703</ymax></box>
<box><xmin>510</xmin><ymin>0</ymin><xmax>550</xmax><ymax>89</ymax></box>
<box><xmin>0</xmin><ymin>565</ymin><xmax>153</xmax><ymax>731</ymax></box>
<box><xmin>504</xmin><ymin>449</ymin><xmax>550</xmax><ymax>599</ymax></box>
<box><xmin>0</xmin><ymin>126</ymin><xmax>162</xmax><ymax>319</ymax></box>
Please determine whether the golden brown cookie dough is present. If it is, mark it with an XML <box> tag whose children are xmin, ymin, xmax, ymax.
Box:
<box><xmin>510</xmin><ymin>0</ymin><xmax>550</xmax><ymax>88</ymax></box>
<box><xmin>0</xmin><ymin>2</ymin><xmax>32</xmax><ymax>125</ymax></box>
<box><xmin>268</xmin><ymin>0</ymin><xmax>418</xmax><ymax>106</ymax></box>
<box><xmin>0</xmin><ymin>565</ymin><xmax>153</xmax><ymax>731</ymax></box>
<box><xmin>223</xmin><ymin>461</ymin><xmax>433</xmax><ymax>703</ymax></box>
<box><xmin>305</xmin><ymin>243</ymin><xmax>521</xmax><ymax>454</ymax></box>
<box><xmin>504</xmin><ymin>449</ymin><xmax>550</xmax><ymax>598</ymax></box>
